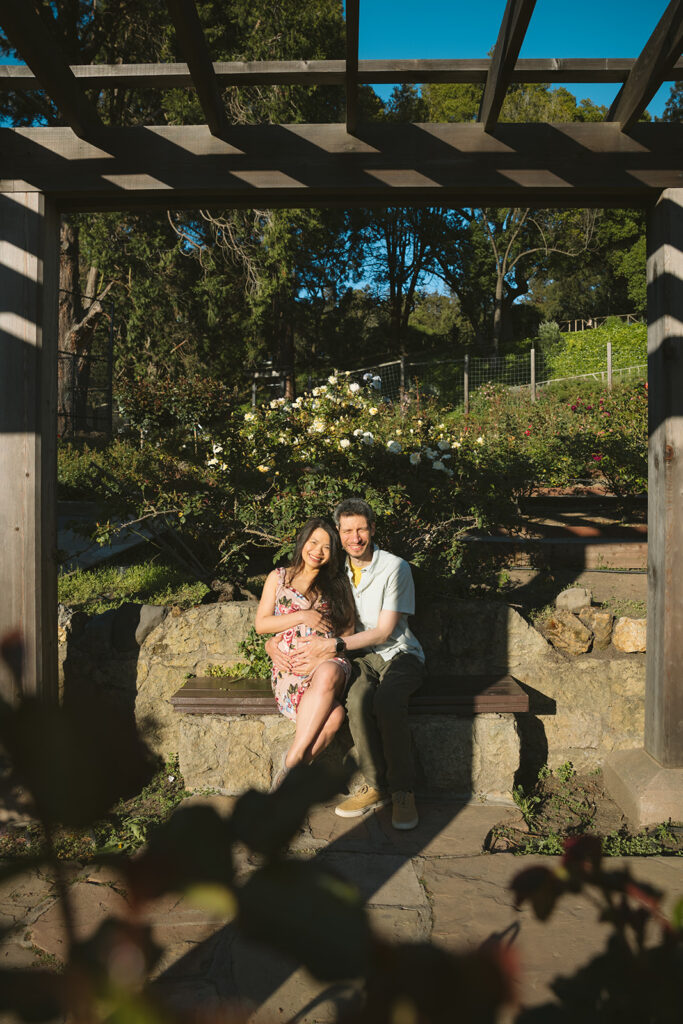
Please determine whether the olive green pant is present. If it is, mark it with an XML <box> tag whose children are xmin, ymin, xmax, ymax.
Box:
<box><xmin>345</xmin><ymin>651</ymin><xmax>425</xmax><ymax>794</ymax></box>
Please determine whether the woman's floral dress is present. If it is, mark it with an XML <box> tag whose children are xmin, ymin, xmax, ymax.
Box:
<box><xmin>271</xmin><ymin>567</ymin><xmax>351</xmax><ymax>721</ymax></box>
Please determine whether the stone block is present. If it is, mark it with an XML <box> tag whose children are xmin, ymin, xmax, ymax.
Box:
<box><xmin>136</xmin><ymin>602</ymin><xmax>257</xmax><ymax>755</ymax></box>
<box><xmin>136</xmin><ymin>604</ymin><xmax>168</xmax><ymax>645</ymax></box>
<box><xmin>544</xmin><ymin>609</ymin><xmax>593</xmax><ymax>654</ymax></box>
<box><xmin>579</xmin><ymin>607</ymin><xmax>613</xmax><ymax>649</ymax></box>
<box><xmin>178</xmin><ymin>710</ymin><xmax>520</xmax><ymax>802</ymax></box>
<box><xmin>603</xmin><ymin>748</ymin><xmax>683</xmax><ymax>827</ymax></box>
<box><xmin>555</xmin><ymin>587</ymin><xmax>592</xmax><ymax>613</ymax></box>
<box><xmin>612</xmin><ymin>616</ymin><xmax>647</xmax><ymax>653</ymax></box>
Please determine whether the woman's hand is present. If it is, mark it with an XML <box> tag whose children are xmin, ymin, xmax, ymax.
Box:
<box><xmin>265</xmin><ymin>634</ymin><xmax>292</xmax><ymax>675</ymax></box>
<box><xmin>298</xmin><ymin>608</ymin><xmax>329</xmax><ymax>632</ymax></box>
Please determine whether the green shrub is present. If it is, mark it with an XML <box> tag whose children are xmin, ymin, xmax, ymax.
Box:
<box><xmin>545</xmin><ymin>320</ymin><xmax>646</xmax><ymax>380</ymax></box>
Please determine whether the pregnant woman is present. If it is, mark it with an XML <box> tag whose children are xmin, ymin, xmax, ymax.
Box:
<box><xmin>255</xmin><ymin>517</ymin><xmax>356</xmax><ymax>787</ymax></box>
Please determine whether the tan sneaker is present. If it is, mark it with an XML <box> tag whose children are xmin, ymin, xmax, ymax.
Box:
<box><xmin>392</xmin><ymin>790</ymin><xmax>418</xmax><ymax>830</ymax></box>
<box><xmin>335</xmin><ymin>785</ymin><xmax>389</xmax><ymax>818</ymax></box>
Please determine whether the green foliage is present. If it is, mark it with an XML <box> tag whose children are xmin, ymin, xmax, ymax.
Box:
<box><xmin>58</xmin><ymin>560</ymin><xmax>209</xmax><ymax>614</ymax></box>
<box><xmin>512</xmin><ymin>784</ymin><xmax>542</xmax><ymax>827</ymax></box>
<box><xmin>545</xmin><ymin>320</ymin><xmax>646</xmax><ymax>379</ymax></box>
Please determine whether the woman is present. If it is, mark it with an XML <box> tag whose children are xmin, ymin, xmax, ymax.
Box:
<box><xmin>255</xmin><ymin>517</ymin><xmax>356</xmax><ymax>787</ymax></box>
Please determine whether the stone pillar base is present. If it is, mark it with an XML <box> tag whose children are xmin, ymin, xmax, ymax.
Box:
<box><xmin>603</xmin><ymin>748</ymin><xmax>683</xmax><ymax>827</ymax></box>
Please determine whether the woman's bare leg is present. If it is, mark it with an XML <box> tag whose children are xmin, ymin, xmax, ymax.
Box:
<box><xmin>285</xmin><ymin>662</ymin><xmax>345</xmax><ymax>767</ymax></box>
<box><xmin>307</xmin><ymin>702</ymin><xmax>345</xmax><ymax>760</ymax></box>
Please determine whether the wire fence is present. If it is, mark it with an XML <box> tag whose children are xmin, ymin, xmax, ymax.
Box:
<box><xmin>334</xmin><ymin>344</ymin><xmax>647</xmax><ymax>408</ymax></box>
<box><xmin>58</xmin><ymin>349</ymin><xmax>113</xmax><ymax>437</ymax></box>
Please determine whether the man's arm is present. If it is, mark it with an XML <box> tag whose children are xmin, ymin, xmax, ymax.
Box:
<box><xmin>289</xmin><ymin>609</ymin><xmax>402</xmax><ymax>677</ymax></box>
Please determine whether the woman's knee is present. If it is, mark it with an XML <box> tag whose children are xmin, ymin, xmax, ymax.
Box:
<box><xmin>310</xmin><ymin>662</ymin><xmax>343</xmax><ymax>694</ymax></box>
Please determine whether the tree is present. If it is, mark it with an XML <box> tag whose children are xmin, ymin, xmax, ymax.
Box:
<box><xmin>423</xmin><ymin>82</ymin><xmax>606</xmax><ymax>350</ymax></box>
<box><xmin>0</xmin><ymin>1</ymin><xmax>172</xmax><ymax>432</ymax></box>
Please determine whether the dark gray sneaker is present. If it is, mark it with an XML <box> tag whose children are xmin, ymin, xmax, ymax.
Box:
<box><xmin>391</xmin><ymin>790</ymin><xmax>418</xmax><ymax>830</ymax></box>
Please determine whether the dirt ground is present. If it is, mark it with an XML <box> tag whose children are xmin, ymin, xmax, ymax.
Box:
<box><xmin>502</xmin><ymin>567</ymin><xmax>647</xmax><ymax>621</ymax></box>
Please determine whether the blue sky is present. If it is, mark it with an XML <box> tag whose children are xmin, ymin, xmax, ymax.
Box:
<box><xmin>357</xmin><ymin>0</ymin><xmax>676</xmax><ymax>116</ymax></box>
<box><xmin>1</xmin><ymin>3</ymin><xmax>677</xmax><ymax>117</ymax></box>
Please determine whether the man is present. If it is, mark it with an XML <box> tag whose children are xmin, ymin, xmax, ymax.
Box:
<box><xmin>272</xmin><ymin>497</ymin><xmax>425</xmax><ymax>830</ymax></box>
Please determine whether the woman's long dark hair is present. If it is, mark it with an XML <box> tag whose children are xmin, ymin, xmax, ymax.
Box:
<box><xmin>286</xmin><ymin>517</ymin><xmax>355</xmax><ymax>635</ymax></box>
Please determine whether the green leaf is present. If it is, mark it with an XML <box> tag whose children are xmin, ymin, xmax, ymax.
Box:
<box><xmin>125</xmin><ymin>805</ymin><xmax>233</xmax><ymax>905</ymax></box>
<box><xmin>237</xmin><ymin>860</ymin><xmax>370</xmax><ymax>980</ymax></box>
<box><xmin>0</xmin><ymin>696</ymin><xmax>155</xmax><ymax>828</ymax></box>
<box><xmin>230</xmin><ymin>761</ymin><xmax>352</xmax><ymax>857</ymax></box>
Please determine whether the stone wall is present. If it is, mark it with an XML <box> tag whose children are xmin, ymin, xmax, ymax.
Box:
<box><xmin>58</xmin><ymin>596</ymin><xmax>646</xmax><ymax>797</ymax></box>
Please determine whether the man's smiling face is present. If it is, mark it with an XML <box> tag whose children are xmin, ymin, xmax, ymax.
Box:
<box><xmin>338</xmin><ymin>514</ymin><xmax>375</xmax><ymax>565</ymax></box>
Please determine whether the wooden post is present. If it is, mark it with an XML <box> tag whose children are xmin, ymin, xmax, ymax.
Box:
<box><xmin>645</xmin><ymin>188</ymin><xmax>683</xmax><ymax>768</ymax></box>
<box><xmin>530</xmin><ymin>347</ymin><xmax>536</xmax><ymax>402</ymax></box>
<box><xmin>0</xmin><ymin>192</ymin><xmax>59</xmax><ymax>701</ymax></box>
<box><xmin>464</xmin><ymin>353</ymin><xmax>470</xmax><ymax>414</ymax></box>
<box><xmin>607</xmin><ymin>340</ymin><xmax>613</xmax><ymax>391</ymax></box>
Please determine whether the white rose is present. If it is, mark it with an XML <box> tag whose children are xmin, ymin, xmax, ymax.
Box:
<box><xmin>212</xmin><ymin>443</ymin><xmax>223</xmax><ymax>454</ymax></box>
<box><xmin>395</xmin><ymin>428</ymin><xmax>402</xmax><ymax>436</ymax></box>
<box><xmin>257</xmin><ymin>464</ymin><xmax>270</xmax><ymax>473</ymax></box>
<box><xmin>339</xmin><ymin>438</ymin><xmax>351</xmax><ymax>449</ymax></box>
<box><xmin>369</xmin><ymin>407</ymin><xmax>378</xmax><ymax>416</ymax></box>
<box><xmin>371</xmin><ymin>376</ymin><xmax>382</xmax><ymax>389</ymax></box>
<box><xmin>409</xmin><ymin>452</ymin><xmax>421</xmax><ymax>465</ymax></box>
<box><xmin>476</xmin><ymin>436</ymin><xmax>484</xmax><ymax>445</ymax></box>
<box><xmin>362</xmin><ymin>432</ymin><xmax>374</xmax><ymax>445</ymax></box>
<box><xmin>244</xmin><ymin>412</ymin><xmax>255</xmax><ymax>421</ymax></box>
<box><xmin>453</xmin><ymin>441</ymin><xmax>462</xmax><ymax>449</ymax></box>
<box><xmin>433</xmin><ymin>460</ymin><xmax>445</xmax><ymax>471</ymax></box>
<box><xmin>437</xmin><ymin>440</ymin><xmax>450</xmax><ymax>451</ymax></box>
<box><xmin>387</xmin><ymin>440</ymin><xmax>402</xmax><ymax>454</ymax></box>
<box><xmin>424</xmin><ymin>447</ymin><xmax>437</xmax><ymax>459</ymax></box>
<box><xmin>348</xmin><ymin>382</ymin><xmax>361</xmax><ymax>393</ymax></box>
<box><xmin>353</xmin><ymin>428</ymin><xmax>363</xmax><ymax>436</ymax></box>
<box><xmin>328</xmin><ymin>375</ymin><xmax>338</xmax><ymax>385</ymax></box>
<box><xmin>206</xmin><ymin>457</ymin><xmax>219</xmax><ymax>466</ymax></box>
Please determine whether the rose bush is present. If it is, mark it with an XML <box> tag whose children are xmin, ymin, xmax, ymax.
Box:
<box><xmin>60</xmin><ymin>372</ymin><xmax>647</xmax><ymax>592</ymax></box>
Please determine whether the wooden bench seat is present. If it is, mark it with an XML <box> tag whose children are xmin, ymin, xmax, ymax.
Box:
<box><xmin>171</xmin><ymin>673</ymin><xmax>529</xmax><ymax>716</ymax></box>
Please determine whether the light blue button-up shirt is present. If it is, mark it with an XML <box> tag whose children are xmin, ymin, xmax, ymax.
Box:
<box><xmin>347</xmin><ymin>547</ymin><xmax>424</xmax><ymax>663</ymax></box>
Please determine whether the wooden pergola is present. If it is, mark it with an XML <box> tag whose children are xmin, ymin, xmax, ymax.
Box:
<box><xmin>1</xmin><ymin>0</ymin><xmax>682</xmax><ymax>823</ymax></box>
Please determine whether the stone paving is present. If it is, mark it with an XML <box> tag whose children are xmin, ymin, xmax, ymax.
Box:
<box><xmin>1</xmin><ymin>797</ymin><xmax>681</xmax><ymax>1023</ymax></box>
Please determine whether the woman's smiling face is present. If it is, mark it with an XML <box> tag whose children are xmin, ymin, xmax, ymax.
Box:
<box><xmin>302</xmin><ymin>527</ymin><xmax>332</xmax><ymax>569</ymax></box>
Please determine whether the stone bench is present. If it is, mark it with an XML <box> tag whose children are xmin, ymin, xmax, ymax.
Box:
<box><xmin>171</xmin><ymin>674</ymin><xmax>529</xmax><ymax>802</ymax></box>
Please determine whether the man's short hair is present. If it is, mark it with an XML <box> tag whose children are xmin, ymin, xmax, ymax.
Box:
<box><xmin>333</xmin><ymin>498</ymin><xmax>376</xmax><ymax>528</ymax></box>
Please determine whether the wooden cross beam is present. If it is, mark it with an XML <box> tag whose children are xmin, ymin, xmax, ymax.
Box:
<box><xmin>609</xmin><ymin>0</ymin><xmax>683</xmax><ymax>130</ymax></box>
<box><xmin>1</xmin><ymin>121</ymin><xmax>681</xmax><ymax>210</ymax></box>
<box><xmin>345</xmin><ymin>0</ymin><xmax>360</xmax><ymax>134</ymax></box>
<box><xmin>2</xmin><ymin>57</ymin><xmax>683</xmax><ymax>93</ymax></box>
<box><xmin>479</xmin><ymin>0</ymin><xmax>537</xmax><ymax>131</ymax></box>
<box><xmin>165</xmin><ymin>0</ymin><xmax>229</xmax><ymax>137</ymax></box>
<box><xmin>0</xmin><ymin>0</ymin><xmax>101</xmax><ymax>139</ymax></box>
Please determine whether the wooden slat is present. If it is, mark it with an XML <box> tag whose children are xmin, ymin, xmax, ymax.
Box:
<box><xmin>0</xmin><ymin>1</ymin><xmax>101</xmax><ymax>138</ymax></box>
<box><xmin>0</xmin><ymin>191</ymin><xmax>59</xmax><ymax>702</ymax></box>
<box><xmin>645</xmin><ymin>188</ymin><xmax>683</xmax><ymax>767</ymax></box>
<box><xmin>165</xmin><ymin>0</ymin><xmax>228</xmax><ymax>137</ymax></box>
<box><xmin>1</xmin><ymin>121</ymin><xmax>682</xmax><ymax>210</ymax></box>
<box><xmin>479</xmin><ymin>0</ymin><xmax>537</xmax><ymax>131</ymax></box>
<box><xmin>345</xmin><ymin>0</ymin><xmax>360</xmax><ymax>134</ymax></box>
<box><xmin>608</xmin><ymin>0</ymin><xmax>683</xmax><ymax>130</ymax></box>
<box><xmin>5</xmin><ymin>57</ymin><xmax>683</xmax><ymax>93</ymax></box>
<box><xmin>170</xmin><ymin>673</ymin><xmax>529</xmax><ymax>716</ymax></box>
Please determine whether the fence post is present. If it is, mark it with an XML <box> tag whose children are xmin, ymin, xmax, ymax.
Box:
<box><xmin>607</xmin><ymin>341</ymin><xmax>613</xmax><ymax>391</ymax></box>
<box><xmin>464</xmin><ymin>353</ymin><xmax>470</xmax><ymax>414</ymax></box>
<box><xmin>399</xmin><ymin>354</ymin><xmax>406</xmax><ymax>399</ymax></box>
<box><xmin>251</xmin><ymin>376</ymin><xmax>257</xmax><ymax>408</ymax></box>
<box><xmin>530</xmin><ymin>347</ymin><xmax>536</xmax><ymax>403</ymax></box>
<box><xmin>107</xmin><ymin>299</ymin><xmax>114</xmax><ymax>437</ymax></box>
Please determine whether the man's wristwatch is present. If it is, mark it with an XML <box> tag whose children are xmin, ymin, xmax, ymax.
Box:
<box><xmin>334</xmin><ymin>637</ymin><xmax>347</xmax><ymax>655</ymax></box>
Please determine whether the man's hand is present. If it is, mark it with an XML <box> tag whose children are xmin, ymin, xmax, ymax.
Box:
<box><xmin>265</xmin><ymin>634</ymin><xmax>292</xmax><ymax>675</ymax></box>
<box><xmin>290</xmin><ymin>634</ymin><xmax>336</xmax><ymax>677</ymax></box>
